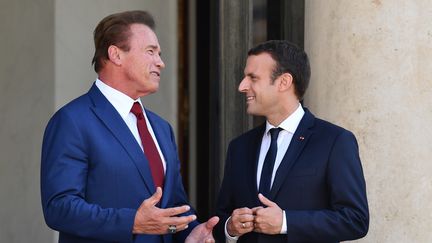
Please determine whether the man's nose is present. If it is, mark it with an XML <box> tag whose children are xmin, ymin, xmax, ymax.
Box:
<box><xmin>238</xmin><ymin>78</ymin><xmax>248</xmax><ymax>92</ymax></box>
<box><xmin>156</xmin><ymin>55</ymin><xmax>165</xmax><ymax>69</ymax></box>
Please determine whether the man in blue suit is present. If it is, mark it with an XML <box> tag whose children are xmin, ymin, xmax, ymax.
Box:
<box><xmin>41</xmin><ymin>10</ymin><xmax>218</xmax><ymax>243</ymax></box>
<box><xmin>215</xmin><ymin>40</ymin><xmax>369</xmax><ymax>243</ymax></box>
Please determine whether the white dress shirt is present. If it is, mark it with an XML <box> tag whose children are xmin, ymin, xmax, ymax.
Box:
<box><xmin>225</xmin><ymin>104</ymin><xmax>305</xmax><ymax>242</ymax></box>
<box><xmin>95</xmin><ymin>78</ymin><xmax>166</xmax><ymax>172</ymax></box>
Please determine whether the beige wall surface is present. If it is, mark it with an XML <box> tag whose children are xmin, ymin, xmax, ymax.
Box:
<box><xmin>0</xmin><ymin>0</ymin><xmax>54</xmax><ymax>242</ymax></box>
<box><xmin>304</xmin><ymin>0</ymin><xmax>432</xmax><ymax>242</ymax></box>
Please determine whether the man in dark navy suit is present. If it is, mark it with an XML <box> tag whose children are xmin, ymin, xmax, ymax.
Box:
<box><xmin>215</xmin><ymin>40</ymin><xmax>369</xmax><ymax>243</ymax></box>
<box><xmin>41</xmin><ymin>10</ymin><xmax>218</xmax><ymax>243</ymax></box>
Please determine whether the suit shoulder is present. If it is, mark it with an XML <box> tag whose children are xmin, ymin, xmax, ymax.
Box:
<box><xmin>52</xmin><ymin>93</ymin><xmax>92</xmax><ymax>118</ymax></box>
<box><xmin>313</xmin><ymin>117</ymin><xmax>356</xmax><ymax>139</ymax></box>
<box><xmin>229</xmin><ymin>125</ymin><xmax>264</xmax><ymax>146</ymax></box>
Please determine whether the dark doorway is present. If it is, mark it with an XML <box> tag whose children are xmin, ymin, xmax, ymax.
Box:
<box><xmin>178</xmin><ymin>0</ymin><xmax>305</xmax><ymax>221</ymax></box>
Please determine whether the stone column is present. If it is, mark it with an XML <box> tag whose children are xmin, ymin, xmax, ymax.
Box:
<box><xmin>216</xmin><ymin>0</ymin><xmax>253</xmax><ymax>175</ymax></box>
<box><xmin>304</xmin><ymin>1</ymin><xmax>432</xmax><ymax>242</ymax></box>
<box><xmin>199</xmin><ymin>0</ymin><xmax>253</xmax><ymax>218</ymax></box>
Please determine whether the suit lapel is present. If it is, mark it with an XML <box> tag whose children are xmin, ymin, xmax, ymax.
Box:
<box><xmin>251</xmin><ymin>124</ymin><xmax>266</xmax><ymax>205</ymax></box>
<box><xmin>269</xmin><ymin>110</ymin><xmax>315</xmax><ymax>199</ymax></box>
<box><xmin>87</xmin><ymin>84</ymin><xmax>156</xmax><ymax>195</ymax></box>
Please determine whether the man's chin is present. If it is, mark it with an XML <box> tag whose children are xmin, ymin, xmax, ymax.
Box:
<box><xmin>246</xmin><ymin>108</ymin><xmax>260</xmax><ymax>116</ymax></box>
<box><xmin>138</xmin><ymin>86</ymin><xmax>159</xmax><ymax>96</ymax></box>
<box><xmin>148</xmin><ymin>84</ymin><xmax>159</xmax><ymax>94</ymax></box>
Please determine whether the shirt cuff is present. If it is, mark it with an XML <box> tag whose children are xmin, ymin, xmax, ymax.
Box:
<box><xmin>225</xmin><ymin>216</ymin><xmax>239</xmax><ymax>242</ymax></box>
<box><xmin>280</xmin><ymin>210</ymin><xmax>287</xmax><ymax>234</ymax></box>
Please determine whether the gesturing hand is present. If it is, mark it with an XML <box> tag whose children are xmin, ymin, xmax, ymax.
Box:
<box><xmin>227</xmin><ymin>207</ymin><xmax>255</xmax><ymax>237</ymax></box>
<box><xmin>185</xmin><ymin>216</ymin><xmax>219</xmax><ymax>243</ymax></box>
<box><xmin>133</xmin><ymin>187</ymin><xmax>197</xmax><ymax>235</ymax></box>
<box><xmin>252</xmin><ymin>193</ymin><xmax>283</xmax><ymax>234</ymax></box>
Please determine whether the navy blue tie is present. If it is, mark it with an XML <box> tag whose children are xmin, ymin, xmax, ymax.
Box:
<box><xmin>259</xmin><ymin>128</ymin><xmax>282</xmax><ymax>197</ymax></box>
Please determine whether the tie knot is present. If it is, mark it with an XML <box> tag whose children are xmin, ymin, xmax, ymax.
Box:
<box><xmin>269</xmin><ymin>128</ymin><xmax>282</xmax><ymax>141</ymax></box>
<box><xmin>131</xmin><ymin>102</ymin><xmax>144</xmax><ymax>119</ymax></box>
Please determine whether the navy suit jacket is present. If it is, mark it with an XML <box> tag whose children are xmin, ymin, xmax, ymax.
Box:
<box><xmin>41</xmin><ymin>84</ymin><xmax>198</xmax><ymax>243</ymax></box>
<box><xmin>215</xmin><ymin>109</ymin><xmax>369</xmax><ymax>243</ymax></box>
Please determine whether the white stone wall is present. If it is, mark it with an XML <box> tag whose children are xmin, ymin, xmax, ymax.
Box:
<box><xmin>304</xmin><ymin>1</ymin><xmax>432</xmax><ymax>242</ymax></box>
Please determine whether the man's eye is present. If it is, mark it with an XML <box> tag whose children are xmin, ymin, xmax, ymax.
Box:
<box><xmin>147</xmin><ymin>50</ymin><xmax>154</xmax><ymax>55</ymax></box>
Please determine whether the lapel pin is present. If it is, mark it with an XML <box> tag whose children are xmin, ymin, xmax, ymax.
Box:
<box><xmin>299</xmin><ymin>136</ymin><xmax>305</xmax><ymax>140</ymax></box>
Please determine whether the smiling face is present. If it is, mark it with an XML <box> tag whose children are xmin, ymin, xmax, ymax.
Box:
<box><xmin>119</xmin><ymin>24</ymin><xmax>165</xmax><ymax>99</ymax></box>
<box><xmin>238</xmin><ymin>53</ymin><xmax>280</xmax><ymax>118</ymax></box>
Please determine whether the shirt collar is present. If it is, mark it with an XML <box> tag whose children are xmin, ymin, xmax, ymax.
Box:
<box><xmin>95</xmin><ymin>78</ymin><xmax>143</xmax><ymax>119</ymax></box>
<box><xmin>265</xmin><ymin>104</ymin><xmax>305</xmax><ymax>135</ymax></box>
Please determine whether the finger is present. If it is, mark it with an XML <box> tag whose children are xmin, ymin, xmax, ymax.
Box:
<box><xmin>233</xmin><ymin>207</ymin><xmax>253</xmax><ymax>215</ymax></box>
<box><xmin>205</xmin><ymin>216</ymin><xmax>219</xmax><ymax>230</ymax></box>
<box><xmin>174</xmin><ymin>223</ymin><xmax>189</xmax><ymax>232</ymax></box>
<box><xmin>238</xmin><ymin>213</ymin><xmax>254</xmax><ymax>222</ymax></box>
<box><xmin>251</xmin><ymin>206</ymin><xmax>263</xmax><ymax>214</ymax></box>
<box><xmin>144</xmin><ymin>187</ymin><xmax>163</xmax><ymax>206</ymax></box>
<box><xmin>204</xmin><ymin>238</ymin><xmax>215</xmax><ymax>243</ymax></box>
<box><xmin>253</xmin><ymin>207</ymin><xmax>265</xmax><ymax>218</ymax></box>
<box><xmin>258</xmin><ymin>193</ymin><xmax>276</xmax><ymax>207</ymax></box>
<box><xmin>238</xmin><ymin>221</ymin><xmax>250</xmax><ymax>229</ymax></box>
<box><xmin>167</xmin><ymin>214</ymin><xmax>197</xmax><ymax>226</ymax></box>
<box><xmin>160</xmin><ymin>205</ymin><xmax>191</xmax><ymax>217</ymax></box>
<box><xmin>243</xmin><ymin>221</ymin><xmax>254</xmax><ymax>228</ymax></box>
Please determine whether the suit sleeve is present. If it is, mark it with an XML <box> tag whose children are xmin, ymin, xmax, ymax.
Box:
<box><xmin>41</xmin><ymin>110</ymin><xmax>136</xmax><ymax>242</ymax></box>
<box><xmin>285</xmin><ymin>130</ymin><xmax>369</xmax><ymax>242</ymax></box>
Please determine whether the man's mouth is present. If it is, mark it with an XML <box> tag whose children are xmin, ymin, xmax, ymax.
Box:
<box><xmin>246</xmin><ymin>96</ymin><xmax>255</xmax><ymax>101</ymax></box>
<box><xmin>150</xmin><ymin>71</ymin><xmax>160</xmax><ymax>77</ymax></box>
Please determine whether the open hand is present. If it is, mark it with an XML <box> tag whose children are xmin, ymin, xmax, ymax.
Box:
<box><xmin>185</xmin><ymin>216</ymin><xmax>219</xmax><ymax>243</ymax></box>
<box><xmin>133</xmin><ymin>187</ymin><xmax>197</xmax><ymax>234</ymax></box>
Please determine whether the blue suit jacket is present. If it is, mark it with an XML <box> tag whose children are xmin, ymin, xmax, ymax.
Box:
<box><xmin>215</xmin><ymin>109</ymin><xmax>369</xmax><ymax>243</ymax></box>
<box><xmin>41</xmin><ymin>84</ymin><xmax>198</xmax><ymax>243</ymax></box>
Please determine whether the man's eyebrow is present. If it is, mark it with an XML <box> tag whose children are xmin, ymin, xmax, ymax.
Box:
<box><xmin>145</xmin><ymin>44</ymin><xmax>162</xmax><ymax>55</ymax></box>
<box><xmin>245</xmin><ymin>72</ymin><xmax>256</xmax><ymax>77</ymax></box>
<box><xmin>145</xmin><ymin>44</ymin><xmax>159</xmax><ymax>50</ymax></box>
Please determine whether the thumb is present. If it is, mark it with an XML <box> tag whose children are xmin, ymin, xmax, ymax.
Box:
<box><xmin>258</xmin><ymin>193</ymin><xmax>276</xmax><ymax>207</ymax></box>
<box><xmin>145</xmin><ymin>187</ymin><xmax>163</xmax><ymax>206</ymax></box>
<box><xmin>205</xmin><ymin>216</ymin><xmax>220</xmax><ymax>230</ymax></box>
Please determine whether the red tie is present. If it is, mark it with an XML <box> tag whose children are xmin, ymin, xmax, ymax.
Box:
<box><xmin>130</xmin><ymin>102</ymin><xmax>164</xmax><ymax>188</ymax></box>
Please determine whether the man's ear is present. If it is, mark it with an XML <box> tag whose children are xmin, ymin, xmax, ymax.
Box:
<box><xmin>107</xmin><ymin>45</ymin><xmax>122</xmax><ymax>66</ymax></box>
<box><xmin>278</xmin><ymin>73</ymin><xmax>293</xmax><ymax>92</ymax></box>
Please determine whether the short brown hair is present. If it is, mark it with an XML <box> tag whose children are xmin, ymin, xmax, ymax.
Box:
<box><xmin>91</xmin><ymin>10</ymin><xmax>155</xmax><ymax>73</ymax></box>
<box><xmin>248</xmin><ymin>40</ymin><xmax>310</xmax><ymax>101</ymax></box>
